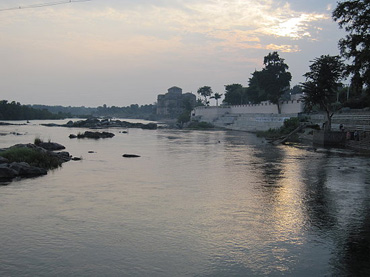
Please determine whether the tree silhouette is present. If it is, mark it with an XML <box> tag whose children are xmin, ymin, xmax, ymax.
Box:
<box><xmin>211</xmin><ymin>93</ymin><xmax>223</xmax><ymax>106</ymax></box>
<box><xmin>258</xmin><ymin>52</ymin><xmax>292</xmax><ymax>113</ymax></box>
<box><xmin>333</xmin><ymin>0</ymin><xmax>370</xmax><ymax>95</ymax></box>
<box><xmin>197</xmin><ymin>86</ymin><xmax>213</xmax><ymax>106</ymax></box>
<box><xmin>301</xmin><ymin>55</ymin><xmax>345</xmax><ymax>131</ymax></box>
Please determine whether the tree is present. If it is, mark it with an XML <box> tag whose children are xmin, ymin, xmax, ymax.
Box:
<box><xmin>197</xmin><ymin>86</ymin><xmax>213</xmax><ymax>106</ymax></box>
<box><xmin>210</xmin><ymin>93</ymin><xmax>223</xmax><ymax>106</ymax></box>
<box><xmin>223</xmin><ymin>84</ymin><xmax>245</xmax><ymax>105</ymax></box>
<box><xmin>333</xmin><ymin>0</ymin><xmax>370</xmax><ymax>95</ymax></box>
<box><xmin>257</xmin><ymin>52</ymin><xmax>292</xmax><ymax>113</ymax></box>
<box><xmin>246</xmin><ymin>71</ymin><xmax>266</xmax><ymax>104</ymax></box>
<box><xmin>301</xmin><ymin>55</ymin><xmax>345</xmax><ymax>131</ymax></box>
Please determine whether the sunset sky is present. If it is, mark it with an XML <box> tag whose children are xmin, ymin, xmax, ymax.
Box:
<box><xmin>0</xmin><ymin>0</ymin><xmax>346</xmax><ymax>107</ymax></box>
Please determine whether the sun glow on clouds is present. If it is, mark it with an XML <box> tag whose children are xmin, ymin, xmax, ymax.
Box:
<box><xmin>1</xmin><ymin>0</ymin><xmax>329</xmax><ymax>59</ymax></box>
<box><xmin>65</xmin><ymin>0</ymin><xmax>329</xmax><ymax>54</ymax></box>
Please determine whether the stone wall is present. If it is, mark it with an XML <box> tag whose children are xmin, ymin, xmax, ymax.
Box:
<box><xmin>215</xmin><ymin>113</ymin><xmax>297</xmax><ymax>132</ymax></box>
<box><xmin>230</xmin><ymin>99</ymin><xmax>304</xmax><ymax>114</ymax></box>
<box><xmin>191</xmin><ymin>99</ymin><xmax>304</xmax><ymax>131</ymax></box>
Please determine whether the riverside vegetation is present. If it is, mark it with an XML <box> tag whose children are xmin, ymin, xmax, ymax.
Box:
<box><xmin>256</xmin><ymin>117</ymin><xmax>319</xmax><ymax>142</ymax></box>
<box><xmin>0</xmin><ymin>138</ymin><xmax>73</xmax><ymax>183</ymax></box>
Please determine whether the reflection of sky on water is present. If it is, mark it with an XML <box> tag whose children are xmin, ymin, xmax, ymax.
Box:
<box><xmin>0</xmin><ymin>125</ymin><xmax>370</xmax><ymax>276</ymax></box>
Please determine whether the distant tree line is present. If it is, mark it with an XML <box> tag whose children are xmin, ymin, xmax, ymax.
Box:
<box><xmin>31</xmin><ymin>105</ymin><xmax>96</xmax><ymax>117</ymax></box>
<box><xmin>0</xmin><ymin>101</ymin><xmax>158</xmax><ymax>121</ymax></box>
<box><xmin>0</xmin><ymin>100</ymin><xmax>67</xmax><ymax>120</ymax></box>
<box><xmin>94</xmin><ymin>104</ymin><xmax>156</xmax><ymax>120</ymax></box>
<box><xmin>31</xmin><ymin>103</ymin><xmax>157</xmax><ymax>120</ymax></box>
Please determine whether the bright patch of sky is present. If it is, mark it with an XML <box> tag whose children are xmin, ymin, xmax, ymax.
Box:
<box><xmin>0</xmin><ymin>0</ymin><xmax>345</xmax><ymax>106</ymax></box>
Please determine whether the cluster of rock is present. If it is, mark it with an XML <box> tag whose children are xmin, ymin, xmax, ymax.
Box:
<box><xmin>0</xmin><ymin>160</ymin><xmax>47</xmax><ymax>181</ymax></box>
<box><xmin>69</xmin><ymin>131</ymin><xmax>115</xmax><ymax>139</ymax></box>
<box><xmin>42</xmin><ymin>118</ymin><xmax>157</xmax><ymax>130</ymax></box>
<box><xmin>0</xmin><ymin>143</ymin><xmax>72</xmax><ymax>183</ymax></box>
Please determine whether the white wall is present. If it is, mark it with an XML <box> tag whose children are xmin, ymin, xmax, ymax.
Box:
<box><xmin>230</xmin><ymin>100</ymin><xmax>304</xmax><ymax>114</ymax></box>
<box><xmin>191</xmin><ymin>99</ymin><xmax>304</xmax><ymax>131</ymax></box>
<box><xmin>192</xmin><ymin>106</ymin><xmax>231</xmax><ymax>122</ymax></box>
<box><xmin>192</xmin><ymin>99</ymin><xmax>303</xmax><ymax>118</ymax></box>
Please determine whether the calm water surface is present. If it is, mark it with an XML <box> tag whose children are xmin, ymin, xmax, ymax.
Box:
<box><xmin>1</xmin><ymin>120</ymin><xmax>370</xmax><ymax>276</ymax></box>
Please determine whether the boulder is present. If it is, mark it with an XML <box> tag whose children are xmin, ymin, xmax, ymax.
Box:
<box><xmin>38</xmin><ymin>142</ymin><xmax>66</xmax><ymax>151</ymax></box>
<box><xmin>50</xmin><ymin>151</ymin><xmax>72</xmax><ymax>162</ymax></box>
<box><xmin>0</xmin><ymin>165</ymin><xmax>18</xmax><ymax>181</ymax></box>
<box><xmin>122</xmin><ymin>154</ymin><xmax>141</xmax><ymax>158</ymax></box>
<box><xmin>0</xmin><ymin>156</ymin><xmax>9</xmax><ymax>164</ymax></box>
<box><xmin>72</xmin><ymin>157</ymin><xmax>82</xmax><ymax>161</ymax></box>
<box><xmin>75</xmin><ymin>131</ymin><xmax>115</xmax><ymax>139</ymax></box>
<box><xmin>9</xmin><ymin>162</ymin><xmax>47</xmax><ymax>177</ymax></box>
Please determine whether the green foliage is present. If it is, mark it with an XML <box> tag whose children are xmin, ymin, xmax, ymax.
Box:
<box><xmin>246</xmin><ymin>72</ymin><xmax>265</xmax><ymax>104</ymax></box>
<box><xmin>257</xmin><ymin>117</ymin><xmax>301</xmax><ymax>139</ymax></box>
<box><xmin>342</xmin><ymin>93</ymin><xmax>370</xmax><ymax>109</ymax></box>
<box><xmin>301</xmin><ymin>55</ymin><xmax>345</xmax><ymax>130</ymax></box>
<box><xmin>0</xmin><ymin>147</ymin><xmax>62</xmax><ymax>169</ymax></box>
<box><xmin>34</xmin><ymin>137</ymin><xmax>43</xmax><ymax>146</ymax></box>
<box><xmin>197</xmin><ymin>86</ymin><xmax>213</xmax><ymax>106</ymax></box>
<box><xmin>239</xmin><ymin>52</ymin><xmax>291</xmax><ymax>110</ymax></box>
<box><xmin>210</xmin><ymin>93</ymin><xmax>223</xmax><ymax>106</ymax></box>
<box><xmin>282</xmin><ymin>117</ymin><xmax>300</xmax><ymax>133</ymax></box>
<box><xmin>95</xmin><ymin>104</ymin><xmax>156</xmax><ymax>119</ymax></box>
<box><xmin>177</xmin><ymin>111</ymin><xmax>191</xmax><ymax>124</ymax></box>
<box><xmin>257</xmin><ymin>52</ymin><xmax>292</xmax><ymax>112</ymax></box>
<box><xmin>0</xmin><ymin>100</ymin><xmax>66</xmax><ymax>120</ymax></box>
<box><xmin>333</xmin><ymin>0</ymin><xmax>370</xmax><ymax>94</ymax></box>
<box><xmin>223</xmin><ymin>84</ymin><xmax>246</xmax><ymax>105</ymax></box>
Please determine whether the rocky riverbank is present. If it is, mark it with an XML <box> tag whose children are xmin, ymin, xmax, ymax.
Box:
<box><xmin>0</xmin><ymin>142</ymin><xmax>72</xmax><ymax>184</ymax></box>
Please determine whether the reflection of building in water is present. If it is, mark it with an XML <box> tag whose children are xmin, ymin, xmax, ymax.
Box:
<box><xmin>157</xmin><ymin>86</ymin><xmax>196</xmax><ymax>117</ymax></box>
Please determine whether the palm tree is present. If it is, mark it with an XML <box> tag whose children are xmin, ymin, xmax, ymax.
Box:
<box><xmin>211</xmin><ymin>93</ymin><xmax>223</xmax><ymax>106</ymax></box>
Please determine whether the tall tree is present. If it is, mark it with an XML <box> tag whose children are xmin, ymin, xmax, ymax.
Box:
<box><xmin>258</xmin><ymin>52</ymin><xmax>292</xmax><ymax>113</ymax></box>
<box><xmin>301</xmin><ymin>55</ymin><xmax>345</xmax><ymax>131</ymax></box>
<box><xmin>332</xmin><ymin>0</ymin><xmax>370</xmax><ymax>95</ymax></box>
<box><xmin>197</xmin><ymin>86</ymin><xmax>213</xmax><ymax>106</ymax></box>
<box><xmin>246</xmin><ymin>70</ymin><xmax>266</xmax><ymax>104</ymax></box>
<box><xmin>223</xmin><ymin>84</ymin><xmax>245</xmax><ymax>105</ymax></box>
<box><xmin>211</xmin><ymin>93</ymin><xmax>223</xmax><ymax>106</ymax></box>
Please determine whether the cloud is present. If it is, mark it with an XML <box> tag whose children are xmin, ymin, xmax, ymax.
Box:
<box><xmin>2</xmin><ymin>0</ymin><xmax>329</xmax><ymax>54</ymax></box>
<box><xmin>0</xmin><ymin>0</ymin><xmax>338</xmax><ymax>106</ymax></box>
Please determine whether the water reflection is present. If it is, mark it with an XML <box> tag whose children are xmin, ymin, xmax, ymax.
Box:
<box><xmin>1</xmin><ymin>126</ymin><xmax>370</xmax><ymax>276</ymax></box>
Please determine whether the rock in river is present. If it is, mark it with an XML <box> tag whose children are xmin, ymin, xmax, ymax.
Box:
<box><xmin>122</xmin><ymin>154</ymin><xmax>141</xmax><ymax>158</ymax></box>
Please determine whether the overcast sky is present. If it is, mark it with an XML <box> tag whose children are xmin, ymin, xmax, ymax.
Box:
<box><xmin>0</xmin><ymin>0</ymin><xmax>346</xmax><ymax>107</ymax></box>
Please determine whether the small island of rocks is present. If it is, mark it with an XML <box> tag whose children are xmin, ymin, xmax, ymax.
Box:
<box><xmin>42</xmin><ymin>118</ymin><xmax>157</xmax><ymax>130</ymax></box>
<box><xmin>0</xmin><ymin>141</ymin><xmax>73</xmax><ymax>184</ymax></box>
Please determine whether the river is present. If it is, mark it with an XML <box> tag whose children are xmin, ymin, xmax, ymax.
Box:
<box><xmin>1</xmin><ymin>120</ymin><xmax>370</xmax><ymax>276</ymax></box>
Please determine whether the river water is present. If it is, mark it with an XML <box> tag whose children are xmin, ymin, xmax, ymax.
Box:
<box><xmin>1</xmin><ymin>120</ymin><xmax>370</xmax><ymax>276</ymax></box>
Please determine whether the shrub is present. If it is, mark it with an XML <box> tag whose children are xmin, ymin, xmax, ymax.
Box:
<box><xmin>282</xmin><ymin>117</ymin><xmax>300</xmax><ymax>134</ymax></box>
<box><xmin>34</xmin><ymin>137</ymin><xmax>43</xmax><ymax>146</ymax></box>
